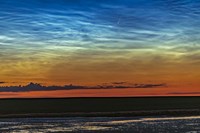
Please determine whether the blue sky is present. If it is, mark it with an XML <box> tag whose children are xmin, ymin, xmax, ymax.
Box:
<box><xmin>1</xmin><ymin>0</ymin><xmax>200</xmax><ymax>50</ymax></box>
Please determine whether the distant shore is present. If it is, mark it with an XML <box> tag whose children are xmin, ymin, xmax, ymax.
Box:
<box><xmin>0</xmin><ymin>96</ymin><xmax>199</xmax><ymax>118</ymax></box>
<box><xmin>0</xmin><ymin>109</ymin><xmax>200</xmax><ymax>118</ymax></box>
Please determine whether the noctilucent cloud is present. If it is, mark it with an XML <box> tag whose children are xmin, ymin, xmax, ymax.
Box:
<box><xmin>0</xmin><ymin>0</ymin><xmax>200</xmax><ymax>97</ymax></box>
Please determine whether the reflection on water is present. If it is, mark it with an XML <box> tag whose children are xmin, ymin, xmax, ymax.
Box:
<box><xmin>0</xmin><ymin>116</ymin><xmax>200</xmax><ymax>132</ymax></box>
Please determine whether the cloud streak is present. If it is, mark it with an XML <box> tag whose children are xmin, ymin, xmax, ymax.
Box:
<box><xmin>0</xmin><ymin>82</ymin><xmax>167</xmax><ymax>92</ymax></box>
<box><xmin>0</xmin><ymin>82</ymin><xmax>6</xmax><ymax>84</ymax></box>
<box><xmin>168</xmin><ymin>92</ymin><xmax>200</xmax><ymax>95</ymax></box>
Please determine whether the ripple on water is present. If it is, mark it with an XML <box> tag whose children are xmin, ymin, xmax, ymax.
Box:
<box><xmin>0</xmin><ymin>116</ymin><xmax>199</xmax><ymax>132</ymax></box>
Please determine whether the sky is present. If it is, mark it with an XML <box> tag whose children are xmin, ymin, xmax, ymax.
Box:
<box><xmin>0</xmin><ymin>0</ymin><xmax>200</xmax><ymax>97</ymax></box>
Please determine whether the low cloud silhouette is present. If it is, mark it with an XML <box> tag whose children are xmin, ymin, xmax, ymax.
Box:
<box><xmin>0</xmin><ymin>82</ymin><xmax>167</xmax><ymax>92</ymax></box>
<box><xmin>134</xmin><ymin>84</ymin><xmax>166</xmax><ymax>88</ymax></box>
<box><xmin>168</xmin><ymin>92</ymin><xmax>200</xmax><ymax>95</ymax></box>
<box><xmin>0</xmin><ymin>82</ymin><xmax>6</xmax><ymax>84</ymax></box>
<box><xmin>111</xmin><ymin>82</ymin><xmax>127</xmax><ymax>85</ymax></box>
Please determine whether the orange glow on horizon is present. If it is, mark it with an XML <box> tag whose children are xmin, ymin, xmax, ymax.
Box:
<box><xmin>0</xmin><ymin>87</ymin><xmax>199</xmax><ymax>98</ymax></box>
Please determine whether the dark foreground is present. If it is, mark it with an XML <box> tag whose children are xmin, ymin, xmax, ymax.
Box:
<box><xmin>0</xmin><ymin>96</ymin><xmax>200</xmax><ymax>117</ymax></box>
<box><xmin>0</xmin><ymin>116</ymin><xmax>200</xmax><ymax>132</ymax></box>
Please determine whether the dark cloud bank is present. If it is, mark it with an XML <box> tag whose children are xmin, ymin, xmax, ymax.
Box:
<box><xmin>0</xmin><ymin>82</ymin><xmax>6</xmax><ymax>84</ymax></box>
<box><xmin>0</xmin><ymin>82</ymin><xmax>166</xmax><ymax>92</ymax></box>
<box><xmin>168</xmin><ymin>92</ymin><xmax>200</xmax><ymax>95</ymax></box>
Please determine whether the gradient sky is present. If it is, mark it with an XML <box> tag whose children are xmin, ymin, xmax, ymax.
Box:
<box><xmin>0</xmin><ymin>0</ymin><xmax>200</xmax><ymax>97</ymax></box>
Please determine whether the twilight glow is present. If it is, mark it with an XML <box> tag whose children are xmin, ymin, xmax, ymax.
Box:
<box><xmin>0</xmin><ymin>0</ymin><xmax>200</xmax><ymax>97</ymax></box>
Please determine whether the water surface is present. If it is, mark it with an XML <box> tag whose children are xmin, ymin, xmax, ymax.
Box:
<box><xmin>0</xmin><ymin>116</ymin><xmax>200</xmax><ymax>132</ymax></box>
